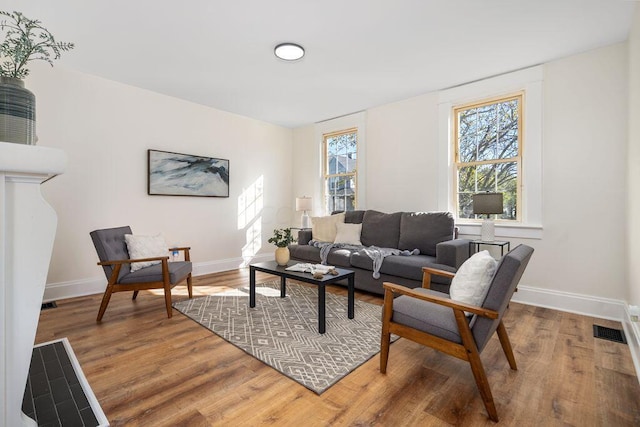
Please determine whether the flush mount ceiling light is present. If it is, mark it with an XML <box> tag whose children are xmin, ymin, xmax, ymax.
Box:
<box><xmin>274</xmin><ymin>43</ymin><xmax>305</xmax><ymax>61</ymax></box>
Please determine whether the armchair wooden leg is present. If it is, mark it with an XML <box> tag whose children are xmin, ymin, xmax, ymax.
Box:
<box><xmin>164</xmin><ymin>284</ymin><xmax>173</xmax><ymax>318</ymax></box>
<box><xmin>467</xmin><ymin>349</ymin><xmax>499</xmax><ymax>422</ymax></box>
<box><xmin>187</xmin><ymin>273</ymin><xmax>193</xmax><ymax>299</ymax></box>
<box><xmin>380</xmin><ymin>287</ymin><xmax>394</xmax><ymax>374</ymax></box>
<box><xmin>96</xmin><ymin>284</ymin><xmax>114</xmax><ymax>322</ymax></box>
<box><xmin>454</xmin><ymin>309</ymin><xmax>498</xmax><ymax>422</ymax></box>
<box><xmin>132</xmin><ymin>290</ymin><xmax>139</xmax><ymax>300</ymax></box>
<box><xmin>496</xmin><ymin>320</ymin><xmax>517</xmax><ymax>370</ymax></box>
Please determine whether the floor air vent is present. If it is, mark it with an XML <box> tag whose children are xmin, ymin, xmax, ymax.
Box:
<box><xmin>593</xmin><ymin>325</ymin><xmax>627</xmax><ymax>344</ymax></box>
<box><xmin>41</xmin><ymin>301</ymin><xmax>57</xmax><ymax>310</ymax></box>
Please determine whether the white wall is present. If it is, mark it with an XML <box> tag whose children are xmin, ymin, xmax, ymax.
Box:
<box><xmin>292</xmin><ymin>43</ymin><xmax>629</xmax><ymax>303</ymax></box>
<box><xmin>628</xmin><ymin>5</ymin><xmax>640</xmax><ymax>306</ymax></box>
<box><xmin>366</xmin><ymin>93</ymin><xmax>440</xmax><ymax>212</ymax></box>
<box><xmin>536</xmin><ymin>43</ymin><xmax>628</xmax><ymax>300</ymax></box>
<box><xmin>25</xmin><ymin>64</ymin><xmax>293</xmax><ymax>296</ymax></box>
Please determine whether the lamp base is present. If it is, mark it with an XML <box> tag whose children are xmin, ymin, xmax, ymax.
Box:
<box><xmin>301</xmin><ymin>212</ymin><xmax>311</xmax><ymax>229</ymax></box>
<box><xmin>480</xmin><ymin>219</ymin><xmax>495</xmax><ymax>242</ymax></box>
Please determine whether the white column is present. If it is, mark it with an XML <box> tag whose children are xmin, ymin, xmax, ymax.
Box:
<box><xmin>0</xmin><ymin>141</ymin><xmax>66</xmax><ymax>427</ymax></box>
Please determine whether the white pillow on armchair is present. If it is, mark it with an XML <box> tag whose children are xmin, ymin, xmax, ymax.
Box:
<box><xmin>449</xmin><ymin>250</ymin><xmax>497</xmax><ymax>308</ymax></box>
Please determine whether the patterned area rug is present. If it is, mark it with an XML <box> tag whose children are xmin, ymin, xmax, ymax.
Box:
<box><xmin>172</xmin><ymin>280</ymin><xmax>397</xmax><ymax>394</ymax></box>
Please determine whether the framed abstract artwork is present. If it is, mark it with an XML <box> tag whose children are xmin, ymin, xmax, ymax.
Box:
<box><xmin>147</xmin><ymin>149</ymin><xmax>229</xmax><ymax>197</ymax></box>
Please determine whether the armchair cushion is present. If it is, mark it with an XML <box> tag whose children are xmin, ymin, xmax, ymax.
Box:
<box><xmin>119</xmin><ymin>261</ymin><xmax>192</xmax><ymax>284</ymax></box>
<box><xmin>449</xmin><ymin>250</ymin><xmax>497</xmax><ymax>308</ymax></box>
<box><xmin>391</xmin><ymin>288</ymin><xmax>462</xmax><ymax>343</ymax></box>
<box><xmin>125</xmin><ymin>233</ymin><xmax>168</xmax><ymax>272</ymax></box>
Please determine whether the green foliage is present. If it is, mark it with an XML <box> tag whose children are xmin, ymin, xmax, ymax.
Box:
<box><xmin>0</xmin><ymin>11</ymin><xmax>74</xmax><ymax>79</ymax></box>
<box><xmin>268</xmin><ymin>228</ymin><xmax>294</xmax><ymax>248</ymax></box>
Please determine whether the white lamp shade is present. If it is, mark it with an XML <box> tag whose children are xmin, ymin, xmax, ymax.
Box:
<box><xmin>296</xmin><ymin>197</ymin><xmax>312</xmax><ymax>212</ymax></box>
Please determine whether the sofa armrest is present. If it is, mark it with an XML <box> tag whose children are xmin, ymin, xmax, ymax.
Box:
<box><xmin>297</xmin><ymin>229</ymin><xmax>313</xmax><ymax>246</ymax></box>
<box><xmin>435</xmin><ymin>238</ymin><xmax>471</xmax><ymax>269</ymax></box>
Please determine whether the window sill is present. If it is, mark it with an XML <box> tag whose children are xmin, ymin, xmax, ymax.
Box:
<box><xmin>456</xmin><ymin>222</ymin><xmax>543</xmax><ymax>240</ymax></box>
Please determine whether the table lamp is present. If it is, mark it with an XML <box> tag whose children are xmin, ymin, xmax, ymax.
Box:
<box><xmin>472</xmin><ymin>192</ymin><xmax>503</xmax><ymax>242</ymax></box>
<box><xmin>296</xmin><ymin>196</ymin><xmax>312</xmax><ymax>228</ymax></box>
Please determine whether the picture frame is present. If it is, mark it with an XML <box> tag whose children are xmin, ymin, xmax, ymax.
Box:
<box><xmin>147</xmin><ymin>149</ymin><xmax>229</xmax><ymax>197</ymax></box>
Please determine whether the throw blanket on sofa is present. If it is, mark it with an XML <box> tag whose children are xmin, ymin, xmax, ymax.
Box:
<box><xmin>310</xmin><ymin>240</ymin><xmax>363</xmax><ymax>266</ymax></box>
<box><xmin>360</xmin><ymin>246</ymin><xmax>420</xmax><ymax>279</ymax></box>
<box><xmin>309</xmin><ymin>240</ymin><xmax>420</xmax><ymax>279</ymax></box>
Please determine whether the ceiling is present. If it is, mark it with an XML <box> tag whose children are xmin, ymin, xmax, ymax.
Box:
<box><xmin>6</xmin><ymin>0</ymin><xmax>636</xmax><ymax>128</ymax></box>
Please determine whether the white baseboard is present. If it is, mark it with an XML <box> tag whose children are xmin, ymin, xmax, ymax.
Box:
<box><xmin>43</xmin><ymin>254</ymin><xmax>273</xmax><ymax>302</ymax></box>
<box><xmin>511</xmin><ymin>284</ymin><xmax>627</xmax><ymax>321</ymax></box>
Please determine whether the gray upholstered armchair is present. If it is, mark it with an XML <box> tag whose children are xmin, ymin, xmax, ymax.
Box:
<box><xmin>380</xmin><ymin>244</ymin><xmax>534</xmax><ymax>422</ymax></box>
<box><xmin>90</xmin><ymin>226</ymin><xmax>193</xmax><ymax>321</ymax></box>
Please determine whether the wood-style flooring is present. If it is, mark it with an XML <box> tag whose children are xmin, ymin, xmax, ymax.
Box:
<box><xmin>34</xmin><ymin>268</ymin><xmax>640</xmax><ymax>426</ymax></box>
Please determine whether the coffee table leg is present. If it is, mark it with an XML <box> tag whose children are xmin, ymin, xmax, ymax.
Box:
<box><xmin>348</xmin><ymin>274</ymin><xmax>354</xmax><ymax>319</ymax></box>
<box><xmin>318</xmin><ymin>284</ymin><xmax>326</xmax><ymax>334</ymax></box>
<box><xmin>249</xmin><ymin>266</ymin><xmax>256</xmax><ymax>308</ymax></box>
<box><xmin>280</xmin><ymin>276</ymin><xmax>286</xmax><ymax>298</ymax></box>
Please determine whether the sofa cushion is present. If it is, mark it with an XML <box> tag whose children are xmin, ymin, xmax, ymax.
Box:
<box><xmin>398</xmin><ymin>212</ymin><xmax>455</xmax><ymax>256</ymax></box>
<box><xmin>360</xmin><ymin>210</ymin><xmax>402</xmax><ymax>248</ymax></box>
<box><xmin>326</xmin><ymin>248</ymin><xmax>354</xmax><ymax>268</ymax></box>
<box><xmin>334</xmin><ymin>223</ymin><xmax>362</xmax><ymax>245</ymax></box>
<box><xmin>350</xmin><ymin>252</ymin><xmax>455</xmax><ymax>285</ymax></box>
<box><xmin>345</xmin><ymin>210</ymin><xmax>365</xmax><ymax>224</ymax></box>
<box><xmin>311</xmin><ymin>212</ymin><xmax>345</xmax><ymax>242</ymax></box>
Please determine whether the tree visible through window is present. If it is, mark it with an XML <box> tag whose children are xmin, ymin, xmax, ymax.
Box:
<box><xmin>324</xmin><ymin>128</ymin><xmax>357</xmax><ymax>213</ymax></box>
<box><xmin>454</xmin><ymin>93</ymin><xmax>522</xmax><ymax>221</ymax></box>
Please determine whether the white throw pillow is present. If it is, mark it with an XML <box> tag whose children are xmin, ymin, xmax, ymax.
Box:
<box><xmin>311</xmin><ymin>212</ymin><xmax>345</xmax><ymax>242</ymax></box>
<box><xmin>449</xmin><ymin>250</ymin><xmax>498</xmax><ymax>309</ymax></box>
<box><xmin>125</xmin><ymin>233</ymin><xmax>168</xmax><ymax>272</ymax></box>
<box><xmin>334</xmin><ymin>222</ymin><xmax>362</xmax><ymax>245</ymax></box>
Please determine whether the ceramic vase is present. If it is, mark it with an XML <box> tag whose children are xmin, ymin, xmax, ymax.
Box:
<box><xmin>275</xmin><ymin>247</ymin><xmax>290</xmax><ymax>266</ymax></box>
<box><xmin>0</xmin><ymin>77</ymin><xmax>36</xmax><ymax>145</ymax></box>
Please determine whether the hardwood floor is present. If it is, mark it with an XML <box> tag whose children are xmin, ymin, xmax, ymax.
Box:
<box><xmin>35</xmin><ymin>269</ymin><xmax>640</xmax><ymax>426</ymax></box>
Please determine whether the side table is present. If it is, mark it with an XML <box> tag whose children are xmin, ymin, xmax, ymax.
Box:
<box><xmin>469</xmin><ymin>240</ymin><xmax>511</xmax><ymax>257</ymax></box>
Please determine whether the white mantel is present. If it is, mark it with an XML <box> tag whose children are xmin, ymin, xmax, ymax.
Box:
<box><xmin>0</xmin><ymin>141</ymin><xmax>66</xmax><ymax>426</ymax></box>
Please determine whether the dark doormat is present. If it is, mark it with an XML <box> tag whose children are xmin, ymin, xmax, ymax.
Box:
<box><xmin>22</xmin><ymin>338</ymin><xmax>109</xmax><ymax>426</ymax></box>
<box><xmin>593</xmin><ymin>325</ymin><xmax>627</xmax><ymax>344</ymax></box>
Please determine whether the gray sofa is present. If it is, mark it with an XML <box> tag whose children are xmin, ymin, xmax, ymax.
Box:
<box><xmin>288</xmin><ymin>210</ymin><xmax>470</xmax><ymax>295</ymax></box>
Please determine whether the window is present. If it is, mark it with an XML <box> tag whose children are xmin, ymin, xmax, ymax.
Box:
<box><xmin>323</xmin><ymin>128</ymin><xmax>357</xmax><ymax>212</ymax></box>
<box><xmin>453</xmin><ymin>93</ymin><xmax>522</xmax><ymax>222</ymax></box>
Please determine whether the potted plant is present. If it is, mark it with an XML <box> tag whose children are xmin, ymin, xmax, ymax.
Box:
<box><xmin>268</xmin><ymin>228</ymin><xmax>295</xmax><ymax>266</ymax></box>
<box><xmin>0</xmin><ymin>10</ymin><xmax>74</xmax><ymax>145</ymax></box>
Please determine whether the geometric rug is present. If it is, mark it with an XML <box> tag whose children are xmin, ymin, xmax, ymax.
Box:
<box><xmin>172</xmin><ymin>280</ymin><xmax>398</xmax><ymax>394</ymax></box>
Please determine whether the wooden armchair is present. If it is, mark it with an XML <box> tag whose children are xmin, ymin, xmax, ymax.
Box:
<box><xmin>90</xmin><ymin>226</ymin><xmax>193</xmax><ymax>321</ymax></box>
<box><xmin>380</xmin><ymin>244</ymin><xmax>534</xmax><ymax>422</ymax></box>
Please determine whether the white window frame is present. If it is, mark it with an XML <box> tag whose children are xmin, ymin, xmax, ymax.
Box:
<box><xmin>315</xmin><ymin>112</ymin><xmax>367</xmax><ymax>214</ymax></box>
<box><xmin>438</xmin><ymin>66</ymin><xmax>543</xmax><ymax>239</ymax></box>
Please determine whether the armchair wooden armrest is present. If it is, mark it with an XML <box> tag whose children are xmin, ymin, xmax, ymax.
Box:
<box><xmin>421</xmin><ymin>266</ymin><xmax>456</xmax><ymax>289</ymax></box>
<box><xmin>97</xmin><ymin>256</ymin><xmax>170</xmax><ymax>266</ymax></box>
<box><xmin>383</xmin><ymin>281</ymin><xmax>498</xmax><ymax>320</ymax></box>
<box><xmin>168</xmin><ymin>246</ymin><xmax>191</xmax><ymax>261</ymax></box>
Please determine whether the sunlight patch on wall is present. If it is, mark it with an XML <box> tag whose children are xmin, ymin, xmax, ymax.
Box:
<box><xmin>238</xmin><ymin>176</ymin><xmax>264</xmax><ymax>266</ymax></box>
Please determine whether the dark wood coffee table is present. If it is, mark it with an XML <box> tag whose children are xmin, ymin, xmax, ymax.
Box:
<box><xmin>249</xmin><ymin>261</ymin><xmax>355</xmax><ymax>334</ymax></box>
